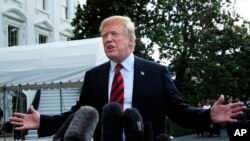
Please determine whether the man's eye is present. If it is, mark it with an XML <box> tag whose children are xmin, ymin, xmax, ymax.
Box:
<box><xmin>101</xmin><ymin>33</ymin><xmax>108</xmax><ymax>38</ymax></box>
<box><xmin>101</xmin><ymin>32</ymin><xmax>120</xmax><ymax>38</ymax></box>
<box><xmin>111</xmin><ymin>32</ymin><xmax>119</xmax><ymax>36</ymax></box>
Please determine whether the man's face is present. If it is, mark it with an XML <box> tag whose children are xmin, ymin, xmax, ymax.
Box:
<box><xmin>101</xmin><ymin>22</ymin><xmax>134</xmax><ymax>63</ymax></box>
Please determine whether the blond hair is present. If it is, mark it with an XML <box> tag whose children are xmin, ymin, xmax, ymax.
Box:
<box><xmin>99</xmin><ymin>15</ymin><xmax>136</xmax><ymax>41</ymax></box>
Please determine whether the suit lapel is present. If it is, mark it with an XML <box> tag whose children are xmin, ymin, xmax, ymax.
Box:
<box><xmin>132</xmin><ymin>56</ymin><xmax>146</xmax><ymax>107</ymax></box>
<box><xmin>100</xmin><ymin>62</ymin><xmax>111</xmax><ymax>103</ymax></box>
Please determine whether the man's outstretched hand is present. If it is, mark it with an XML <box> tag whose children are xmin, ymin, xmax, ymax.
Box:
<box><xmin>10</xmin><ymin>105</ymin><xmax>40</xmax><ymax>130</ymax></box>
<box><xmin>211</xmin><ymin>95</ymin><xmax>247</xmax><ymax>124</ymax></box>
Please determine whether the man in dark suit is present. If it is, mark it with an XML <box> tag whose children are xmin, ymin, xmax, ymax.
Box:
<box><xmin>10</xmin><ymin>15</ymin><xmax>246</xmax><ymax>141</ymax></box>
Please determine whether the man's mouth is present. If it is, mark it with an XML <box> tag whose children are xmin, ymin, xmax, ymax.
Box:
<box><xmin>107</xmin><ymin>45</ymin><xmax>114</xmax><ymax>49</ymax></box>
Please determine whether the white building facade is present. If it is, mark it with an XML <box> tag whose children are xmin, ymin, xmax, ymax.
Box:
<box><xmin>0</xmin><ymin>0</ymin><xmax>78</xmax><ymax>48</ymax></box>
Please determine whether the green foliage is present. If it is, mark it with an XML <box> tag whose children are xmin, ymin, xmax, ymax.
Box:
<box><xmin>149</xmin><ymin>0</ymin><xmax>250</xmax><ymax>104</ymax></box>
<box><xmin>165</xmin><ymin>117</ymin><xmax>196</xmax><ymax>137</ymax></box>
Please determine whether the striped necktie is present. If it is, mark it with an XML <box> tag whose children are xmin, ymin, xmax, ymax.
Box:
<box><xmin>110</xmin><ymin>64</ymin><xmax>124</xmax><ymax>108</ymax></box>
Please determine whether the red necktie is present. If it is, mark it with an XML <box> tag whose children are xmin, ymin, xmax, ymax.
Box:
<box><xmin>110</xmin><ymin>64</ymin><xmax>124</xmax><ymax>108</ymax></box>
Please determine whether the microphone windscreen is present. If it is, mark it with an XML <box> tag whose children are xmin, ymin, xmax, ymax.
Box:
<box><xmin>101</xmin><ymin>102</ymin><xmax>123</xmax><ymax>141</ymax></box>
<box><xmin>123</xmin><ymin>108</ymin><xmax>144</xmax><ymax>141</ymax></box>
<box><xmin>53</xmin><ymin>113</ymin><xmax>74</xmax><ymax>140</ymax></box>
<box><xmin>156</xmin><ymin>134</ymin><xmax>173</xmax><ymax>141</ymax></box>
<box><xmin>64</xmin><ymin>106</ymin><xmax>99</xmax><ymax>141</ymax></box>
<box><xmin>143</xmin><ymin>121</ymin><xmax>154</xmax><ymax>141</ymax></box>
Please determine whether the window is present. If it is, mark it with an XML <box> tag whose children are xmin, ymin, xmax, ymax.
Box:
<box><xmin>39</xmin><ymin>34</ymin><xmax>48</xmax><ymax>44</ymax></box>
<box><xmin>37</xmin><ymin>0</ymin><xmax>46</xmax><ymax>10</ymax></box>
<box><xmin>3</xmin><ymin>9</ymin><xmax>26</xmax><ymax>47</ymax></box>
<box><xmin>62</xmin><ymin>0</ymin><xmax>69</xmax><ymax>19</ymax></box>
<box><xmin>35</xmin><ymin>21</ymin><xmax>53</xmax><ymax>44</ymax></box>
<box><xmin>8</xmin><ymin>25</ymin><xmax>19</xmax><ymax>47</ymax></box>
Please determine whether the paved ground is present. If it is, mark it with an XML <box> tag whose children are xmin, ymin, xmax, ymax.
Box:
<box><xmin>0</xmin><ymin>136</ymin><xmax>16</xmax><ymax>141</ymax></box>
<box><xmin>1</xmin><ymin>129</ymin><xmax>229</xmax><ymax>141</ymax></box>
<box><xmin>174</xmin><ymin>129</ymin><xmax>229</xmax><ymax>141</ymax></box>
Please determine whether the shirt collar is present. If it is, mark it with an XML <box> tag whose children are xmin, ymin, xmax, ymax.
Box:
<box><xmin>110</xmin><ymin>53</ymin><xmax>134</xmax><ymax>72</ymax></box>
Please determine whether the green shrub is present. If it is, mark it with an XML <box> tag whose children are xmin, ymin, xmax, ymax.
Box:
<box><xmin>165</xmin><ymin>117</ymin><xmax>196</xmax><ymax>137</ymax></box>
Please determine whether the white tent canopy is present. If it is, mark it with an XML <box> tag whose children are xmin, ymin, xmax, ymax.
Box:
<box><xmin>0</xmin><ymin>37</ymin><xmax>108</xmax><ymax>90</ymax></box>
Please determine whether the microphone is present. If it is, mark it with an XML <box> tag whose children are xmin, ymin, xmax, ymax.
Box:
<box><xmin>123</xmin><ymin>108</ymin><xmax>144</xmax><ymax>141</ymax></box>
<box><xmin>156</xmin><ymin>134</ymin><xmax>174</xmax><ymax>141</ymax></box>
<box><xmin>53</xmin><ymin>113</ymin><xmax>75</xmax><ymax>141</ymax></box>
<box><xmin>63</xmin><ymin>106</ymin><xmax>99</xmax><ymax>141</ymax></box>
<box><xmin>143</xmin><ymin>121</ymin><xmax>154</xmax><ymax>141</ymax></box>
<box><xmin>101</xmin><ymin>102</ymin><xmax>123</xmax><ymax>141</ymax></box>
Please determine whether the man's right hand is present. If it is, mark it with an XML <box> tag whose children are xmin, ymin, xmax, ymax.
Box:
<box><xmin>10</xmin><ymin>105</ymin><xmax>40</xmax><ymax>130</ymax></box>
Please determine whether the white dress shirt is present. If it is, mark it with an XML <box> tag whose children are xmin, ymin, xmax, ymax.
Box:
<box><xmin>108</xmin><ymin>53</ymin><xmax>134</xmax><ymax>110</ymax></box>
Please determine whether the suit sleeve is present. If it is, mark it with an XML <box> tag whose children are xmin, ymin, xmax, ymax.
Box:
<box><xmin>163</xmin><ymin>67</ymin><xmax>212</xmax><ymax>131</ymax></box>
<box><xmin>37</xmin><ymin>110</ymin><xmax>73</xmax><ymax>137</ymax></box>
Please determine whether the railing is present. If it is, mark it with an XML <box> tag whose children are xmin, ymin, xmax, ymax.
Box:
<box><xmin>0</xmin><ymin>81</ymin><xmax>82</xmax><ymax>140</ymax></box>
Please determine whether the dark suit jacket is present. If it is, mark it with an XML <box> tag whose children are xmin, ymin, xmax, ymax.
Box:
<box><xmin>38</xmin><ymin>56</ymin><xmax>211</xmax><ymax>141</ymax></box>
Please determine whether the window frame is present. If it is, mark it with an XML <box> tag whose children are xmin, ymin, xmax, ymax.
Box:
<box><xmin>8</xmin><ymin>25</ymin><xmax>19</xmax><ymax>47</ymax></box>
<box><xmin>36</xmin><ymin>0</ymin><xmax>47</xmax><ymax>11</ymax></box>
<box><xmin>61</xmin><ymin>0</ymin><xmax>69</xmax><ymax>20</ymax></box>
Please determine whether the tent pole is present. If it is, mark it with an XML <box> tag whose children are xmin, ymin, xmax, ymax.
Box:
<box><xmin>59</xmin><ymin>82</ymin><xmax>63</xmax><ymax>114</ymax></box>
<box><xmin>17</xmin><ymin>84</ymin><xmax>24</xmax><ymax>140</ymax></box>
<box><xmin>3</xmin><ymin>86</ymin><xmax>6</xmax><ymax>141</ymax></box>
<box><xmin>11</xmin><ymin>85</ymin><xmax>19</xmax><ymax>140</ymax></box>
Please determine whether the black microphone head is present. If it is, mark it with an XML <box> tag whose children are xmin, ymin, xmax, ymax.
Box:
<box><xmin>64</xmin><ymin>106</ymin><xmax>99</xmax><ymax>141</ymax></box>
<box><xmin>101</xmin><ymin>102</ymin><xmax>123</xmax><ymax>141</ymax></box>
<box><xmin>123</xmin><ymin>108</ymin><xmax>144</xmax><ymax>141</ymax></box>
<box><xmin>143</xmin><ymin>121</ymin><xmax>154</xmax><ymax>141</ymax></box>
<box><xmin>53</xmin><ymin>113</ymin><xmax>75</xmax><ymax>141</ymax></box>
<box><xmin>156</xmin><ymin>134</ymin><xmax>174</xmax><ymax>141</ymax></box>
